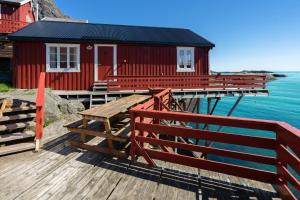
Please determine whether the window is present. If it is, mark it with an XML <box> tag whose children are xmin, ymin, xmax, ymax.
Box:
<box><xmin>176</xmin><ymin>47</ymin><xmax>195</xmax><ymax>72</ymax></box>
<box><xmin>46</xmin><ymin>44</ymin><xmax>80</xmax><ymax>72</ymax></box>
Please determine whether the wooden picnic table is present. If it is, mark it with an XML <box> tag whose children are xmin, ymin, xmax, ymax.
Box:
<box><xmin>67</xmin><ymin>94</ymin><xmax>151</xmax><ymax>158</ymax></box>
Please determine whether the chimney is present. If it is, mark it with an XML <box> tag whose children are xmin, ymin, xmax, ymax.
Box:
<box><xmin>35</xmin><ymin>3</ymin><xmax>39</xmax><ymax>21</ymax></box>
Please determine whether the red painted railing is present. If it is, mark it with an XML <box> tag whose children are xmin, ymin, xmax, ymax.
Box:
<box><xmin>0</xmin><ymin>19</ymin><xmax>29</xmax><ymax>33</ymax></box>
<box><xmin>35</xmin><ymin>72</ymin><xmax>45</xmax><ymax>151</ymax></box>
<box><xmin>130</xmin><ymin>89</ymin><xmax>300</xmax><ymax>200</ymax></box>
<box><xmin>107</xmin><ymin>75</ymin><xmax>267</xmax><ymax>91</ymax></box>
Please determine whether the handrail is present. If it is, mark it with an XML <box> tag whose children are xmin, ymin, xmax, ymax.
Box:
<box><xmin>35</xmin><ymin>72</ymin><xmax>45</xmax><ymax>151</ymax></box>
<box><xmin>0</xmin><ymin>19</ymin><xmax>29</xmax><ymax>33</ymax></box>
<box><xmin>130</xmin><ymin>88</ymin><xmax>300</xmax><ymax>200</ymax></box>
<box><xmin>107</xmin><ymin>75</ymin><xmax>267</xmax><ymax>91</ymax></box>
<box><xmin>108</xmin><ymin>75</ymin><xmax>267</xmax><ymax>78</ymax></box>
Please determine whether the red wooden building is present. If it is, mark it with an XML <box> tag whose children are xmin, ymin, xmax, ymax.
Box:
<box><xmin>0</xmin><ymin>0</ymin><xmax>35</xmax><ymax>72</ymax></box>
<box><xmin>0</xmin><ymin>0</ymin><xmax>35</xmax><ymax>34</ymax></box>
<box><xmin>9</xmin><ymin>21</ymin><xmax>216</xmax><ymax>91</ymax></box>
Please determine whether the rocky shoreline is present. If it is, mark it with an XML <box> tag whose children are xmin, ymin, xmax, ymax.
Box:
<box><xmin>211</xmin><ymin>70</ymin><xmax>287</xmax><ymax>82</ymax></box>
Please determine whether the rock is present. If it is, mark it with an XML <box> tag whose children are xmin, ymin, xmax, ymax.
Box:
<box><xmin>58</xmin><ymin>99</ymin><xmax>85</xmax><ymax>115</ymax></box>
<box><xmin>32</xmin><ymin>0</ymin><xmax>69</xmax><ymax>20</ymax></box>
<box><xmin>265</xmin><ymin>73</ymin><xmax>276</xmax><ymax>81</ymax></box>
<box><xmin>210</xmin><ymin>70</ymin><xmax>277</xmax><ymax>82</ymax></box>
<box><xmin>44</xmin><ymin>90</ymin><xmax>85</xmax><ymax>119</ymax></box>
<box><xmin>44</xmin><ymin>90</ymin><xmax>62</xmax><ymax>121</ymax></box>
<box><xmin>3</xmin><ymin>89</ymin><xmax>85</xmax><ymax>122</ymax></box>
<box><xmin>272</xmin><ymin>73</ymin><xmax>287</xmax><ymax>78</ymax></box>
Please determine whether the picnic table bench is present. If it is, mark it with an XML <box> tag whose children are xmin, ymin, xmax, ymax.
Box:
<box><xmin>66</xmin><ymin>95</ymin><xmax>151</xmax><ymax>158</ymax></box>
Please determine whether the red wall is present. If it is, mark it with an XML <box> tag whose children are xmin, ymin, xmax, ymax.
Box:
<box><xmin>13</xmin><ymin>42</ymin><xmax>94</xmax><ymax>90</ymax></box>
<box><xmin>117</xmin><ymin>45</ymin><xmax>209</xmax><ymax>76</ymax></box>
<box><xmin>1</xmin><ymin>2</ymin><xmax>34</xmax><ymax>22</ymax></box>
<box><xmin>18</xmin><ymin>2</ymin><xmax>35</xmax><ymax>23</ymax></box>
<box><xmin>13</xmin><ymin>42</ymin><xmax>210</xmax><ymax>90</ymax></box>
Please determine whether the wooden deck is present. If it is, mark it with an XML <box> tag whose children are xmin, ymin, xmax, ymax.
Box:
<box><xmin>0</xmin><ymin>132</ymin><xmax>281</xmax><ymax>200</ymax></box>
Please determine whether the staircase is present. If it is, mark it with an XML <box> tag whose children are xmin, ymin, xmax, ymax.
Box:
<box><xmin>93</xmin><ymin>82</ymin><xmax>108</xmax><ymax>92</ymax></box>
<box><xmin>90</xmin><ymin>81</ymin><xmax>119</xmax><ymax>108</ymax></box>
<box><xmin>92</xmin><ymin>81</ymin><xmax>121</xmax><ymax>92</ymax></box>
<box><xmin>0</xmin><ymin>97</ymin><xmax>36</xmax><ymax>156</ymax></box>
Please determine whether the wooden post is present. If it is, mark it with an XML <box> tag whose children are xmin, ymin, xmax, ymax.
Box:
<box><xmin>130</xmin><ymin>110</ymin><xmax>138</xmax><ymax>162</ymax></box>
<box><xmin>104</xmin><ymin>118</ymin><xmax>113</xmax><ymax>151</ymax></box>
<box><xmin>35</xmin><ymin>72</ymin><xmax>45</xmax><ymax>152</ymax></box>
<box><xmin>79</xmin><ymin>117</ymin><xmax>88</xmax><ymax>143</ymax></box>
<box><xmin>195</xmin><ymin>99</ymin><xmax>200</xmax><ymax>145</ymax></box>
<box><xmin>206</xmin><ymin>98</ymin><xmax>211</xmax><ymax>130</ymax></box>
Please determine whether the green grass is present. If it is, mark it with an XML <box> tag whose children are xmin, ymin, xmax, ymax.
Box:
<box><xmin>44</xmin><ymin>118</ymin><xmax>57</xmax><ymax>128</ymax></box>
<box><xmin>0</xmin><ymin>83</ymin><xmax>13</xmax><ymax>92</ymax></box>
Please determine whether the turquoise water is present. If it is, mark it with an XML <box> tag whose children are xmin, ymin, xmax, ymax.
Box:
<box><xmin>203</xmin><ymin>72</ymin><xmax>300</xmax><ymax>128</ymax></box>
<box><xmin>196</xmin><ymin>72</ymin><xmax>300</xmax><ymax>196</ymax></box>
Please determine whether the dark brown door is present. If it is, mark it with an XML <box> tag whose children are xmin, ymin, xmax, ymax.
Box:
<box><xmin>98</xmin><ymin>46</ymin><xmax>114</xmax><ymax>81</ymax></box>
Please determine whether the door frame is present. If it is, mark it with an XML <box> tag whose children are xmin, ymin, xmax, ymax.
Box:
<box><xmin>94</xmin><ymin>44</ymin><xmax>117</xmax><ymax>81</ymax></box>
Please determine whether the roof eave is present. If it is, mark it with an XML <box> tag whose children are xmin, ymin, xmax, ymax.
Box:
<box><xmin>8</xmin><ymin>36</ymin><xmax>215</xmax><ymax>48</ymax></box>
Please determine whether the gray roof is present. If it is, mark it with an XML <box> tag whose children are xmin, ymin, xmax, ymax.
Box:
<box><xmin>0</xmin><ymin>0</ymin><xmax>31</xmax><ymax>5</ymax></box>
<box><xmin>9</xmin><ymin>21</ymin><xmax>215</xmax><ymax>48</ymax></box>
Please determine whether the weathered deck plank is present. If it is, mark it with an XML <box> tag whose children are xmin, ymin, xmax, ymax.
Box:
<box><xmin>0</xmin><ymin>132</ymin><xmax>281</xmax><ymax>200</ymax></box>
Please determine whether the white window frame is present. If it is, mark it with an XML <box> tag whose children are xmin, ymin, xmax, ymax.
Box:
<box><xmin>46</xmin><ymin>43</ymin><xmax>80</xmax><ymax>72</ymax></box>
<box><xmin>176</xmin><ymin>47</ymin><xmax>195</xmax><ymax>72</ymax></box>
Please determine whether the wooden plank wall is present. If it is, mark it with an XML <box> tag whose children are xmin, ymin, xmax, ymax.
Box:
<box><xmin>0</xmin><ymin>42</ymin><xmax>13</xmax><ymax>58</ymax></box>
<box><xmin>117</xmin><ymin>45</ymin><xmax>209</xmax><ymax>76</ymax></box>
<box><xmin>1</xmin><ymin>4</ymin><xmax>19</xmax><ymax>21</ymax></box>
<box><xmin>0</xmin><ymin>2</ymin><xmax>34</xmax><ymax>22</ymax></box>
<box><xmin>13</xmin><ymin>42</ymin><xmax>94</xmax><ymax>90</ymax></box>
<box><xmin>12</xmin><ymin>42</ymin><xmax>210</xmax><ymax>90</ymax></box>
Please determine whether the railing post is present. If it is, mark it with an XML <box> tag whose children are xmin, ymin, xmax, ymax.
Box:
<box><xmin>263</xmin><ymin>76</ymin><xmax>267</xmax><ymax>89</ymax></box>
<box><xmin>275</xmin><ymin>126</ymin><xmax>289</xmax><ymax>194</ymax></box>
<box><xmin>130</xmin><ymin>110</ymin><xmax>137</xmax><ymax>162</ymax></box>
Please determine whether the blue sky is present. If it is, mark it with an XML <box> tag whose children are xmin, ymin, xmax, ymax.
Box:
<box><xmin>55</xmin><ymin>0</ymin><xmax>300</xmax><ymax>71</ymax></box>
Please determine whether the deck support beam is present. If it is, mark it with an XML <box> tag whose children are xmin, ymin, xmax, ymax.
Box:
<box><xmin>202</xmin><ymin>95</ymin><xmax>244</xmax><ymax>158</ymax></box>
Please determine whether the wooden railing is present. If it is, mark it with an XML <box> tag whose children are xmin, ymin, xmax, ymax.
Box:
<box><xmin>35</xmin><ymin>72</ymin><xmax>45</xmax><ymax>151</ymax></box>
<box><xmin>130</xmin><ymin>88</ymin><xmax>300</xmax><ymax>200</ymax></box>
<box><xmin>107</xmin><ymin>75</ymin><xmax>267</xmax><ymax>91</ymax></box>
<box><xmin>0</xmin><ymin>19</ymin><xmax>29</xmax><ymax>33</ymax></box>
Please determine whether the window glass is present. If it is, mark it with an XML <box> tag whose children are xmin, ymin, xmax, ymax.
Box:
<box><xmin>179</xmin><ymin>50</ymin><xmax>185</xmax><ymax>68</ymax></box>
<box><xmin>69</xmin><ymin>47</ymin><xmax>77</xmax><ymax>55</ymax></box>
<box><xmin>49</xmin><ymin>47</ymin><xmax>57</xmax><ymax>68</ymax></box>
<box><xmin>60</xmin><ymin>47</ymin><xmax>68</xmax><ymax>69</ymax></box>
<box><xmin>177</xmin><ymin>47</ymin><xmax>194</xmax><ymax>72</ymax></box>
<box><xmin>69</xmin><ymin>47</ymin><xmax>77</xmax><ymax>69</ymax></box>
<box><xmin>186</xmin><ymin>50</ymin><xmax>192</xmax><ymax>68</ymax></box>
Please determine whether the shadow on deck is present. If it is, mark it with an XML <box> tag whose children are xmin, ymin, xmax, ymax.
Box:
<box><xmin>39</xmin><ymin>133</ymin><xmax>281</xmax><ymax>200</ymax></box>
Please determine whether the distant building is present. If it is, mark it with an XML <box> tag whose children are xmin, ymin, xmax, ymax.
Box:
<box><xmin>0</xmin><ymin>0</ymin><xmax>35</xmax><ymax>73</ymax></box>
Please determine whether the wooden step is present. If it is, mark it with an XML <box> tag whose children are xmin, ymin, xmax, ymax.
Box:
<box><xmin>0</xmin><ymin>121</ymin><xmax>36</xmax><ymax>132</ymax></box>
<box><xmin>93</xmin><ymin>82</ymin><xmax>108</xmax><ymax>86</ymax></box>
<box><xmin>3</xmin><ymin>105</ymin><xmax>36</xmax><ymax>114</ymax></box>
<box><xmin>93</xmin><ymin>86</ymin><xmax>107</xmax><ymax>89</ymax></box>
<box><xmin>0</xmin><ymin>130</ymin><xmax>35</xmax><ymax>143</ymax></box>
<box><xmin>0</xmin><ymin>142</ymin><xmax>35</xmax><ymax>156</ymax></box>
<box><xmin>0</xmin><ymin>113</ymin><xmax>36</xmax><ymax>123</ymax></box>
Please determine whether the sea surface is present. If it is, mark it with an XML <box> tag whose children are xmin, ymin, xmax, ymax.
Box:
<box><xmin>196</xmin><ymin>72</ymin><xmax>300</xmax><ymax>195</ymax></box>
